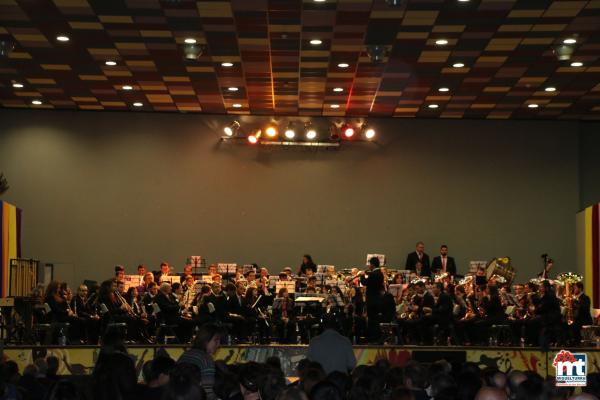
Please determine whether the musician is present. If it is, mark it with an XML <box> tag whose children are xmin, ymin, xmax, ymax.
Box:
<box><xmin>525</xmin><ymin>280</ymin><xmax>561</xmax><ymax>346</ymax></box>
<box><xmin>360</xmin><ymin>256</ymin><xmax>385</xmax><ymax>342</ymax></box>
<box><xmin>349</xmin><ymin>286</ymin><xmax>367</xmax><ymax>344</ymax></box>
<box><xmin>472</xmin><ymin>285</ymin><xmax>506</xmax><ymax>345</ymax></box>
<box><xmin>242</xmin><ymin>286</ymin><xmax>270</xmax><ymax>343</ymax></box>
<box><xmin>206</xmin><ymin>282</ymin><xmax>228</xmax><ymax>323</ymax></box>
<box><xmin>137</xmin><ymin>264</ymin><xmax>146</xmax><ymax>276</ymax></box>
<box><xmin>155</xmin><ymin>262</ymin><xmax>171</xmax><ymax>283</ymax></box>
<box><xmin>125</xmin><ymin>286</ymin><xmax>152</xmax><ymax>342</ymax></box>
<box><xmin>194</xmin><ymin>285</ymin><xmax>217</xmax><ymax>325</ymax></box>
<box><xmin>72</xmin><ymin>284</ymin><xmax>100</xmax><ymax>344</ymax></box>
<box><xmin>431</xmin><ymin>245</ymin><xmax>457</xmax><ymax>277</ymax></box>
<box><xmin>272</xmin><ymin>288</ymin><xmax>295</xmax><ymax>343</ymax></box>
<box><xmin>405</xmin><ymin>242</ymin><xmax>431</xmax><ymax>277</ymax></box>
<box><xmin>225</xmin><ymin>282</ymin><xmax>246</xmax><ymax>341</ymax></box>
<box><xmin>419</xmin><ymin>282</ymin><xmax>453</xmax><ymax>345</ymax></box>
<box><xmin>155</xmin><ymin>282</ymin><xmax>193</xmax><ymax>343</ymax></box>
<box><xmin>259</xmin><ymin>267</ymin><xmax>269</xmax><ymax>280</ymax></box>
<box><xmin>402</xmin><ymin>281</ymin><xmax>434</xmax><ymax>344</ymax></box>
<box><xmin>181</xmin><ymin>275</ymin><xmax>197</xmax><ymax>311</ymax></box>
<box><xmin>137</xmin><ymin>272</ymin><xmax>155</xmax><ymax>296</ymax></box>
<box><xmin>142</xmin><ymin>282</ymin><xmax>159</xmax><ymax>315</ymax></box>
<box><xmin>180</xmin><ymin>264</ymin><xmax>193</xmax><ymax>283</ymax></box>
<box><xmin>299</xmin><ymin>254</ymin><xmax>317</xmax><ymax>276</ymax></box>
<box><xmin>44</xmin><ymin>281</ymin><xmax>79</xmax><ymax>343</ymax></box>
<box><xmin>570</xmin><ymin>281</ymin><xmax>592</xmax><ymax>345</ymax></box>
<box><xmin>112</xmin><ymin>266</ymin><xmax>124</xmax><ymax>282</ymax></box>
<box><xmin>538</xmin><ymin>258</ymin><xmax>554</xmax><ymax>279</ymax></box>
<box><xmin>97</xmin><ymin>279</ymin><xmax>145</xmax><ymax>342</ymax></box>
<box><xmin>172</xmin><ymin>282</ymin><xmax>184</xmax><ymax>302</ymax></box>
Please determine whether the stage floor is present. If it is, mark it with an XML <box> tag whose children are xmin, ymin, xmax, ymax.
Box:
<box><xmin>1</xmin><ymin>344</ymin><xmax>598</xmax><ymax>378</ymax></box>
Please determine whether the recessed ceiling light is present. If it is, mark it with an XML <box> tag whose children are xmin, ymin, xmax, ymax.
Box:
<box><xmin>435</xmin><ymin>39</ymin><xmax>448</xmax><ymax>45</ymax></box>
<box><xmin>452</xmin><ymin>62</ymin><xmax>465</xmax><ymax>68</ymax></box>
<box><xmin>31</xmin><ymin>100</ymin><xmax>42</xmax><ymax>105</ymax></box>
<box><xmin>56</xmin><ymin>35</ymin><xmax>69</xmax><ymax>42</ymax></box>
<box><xmin>184</xmin><ymin>38</ymin><xmax>197</xmax><ymax>44</ymax></box>
<box><xmin>133</xmin><ymin>102</ymin><xmax>143</xmax><ymax>107</ymax></box>
<box><xmin>337</xmin><ymin>63</ymin><xmax>349</xmax><ymax>68</ymax></box>
<box><xmin>221</xmin><ymin>62</ymin><xmax>234</xmax><ymax>67</ymax></box>
<box><xmin>232</xmin><ymin>103</ymin><xmax>242</xmax><ymax>108</ymax></box>
<box><xmin>438</xmin><ymin>87</ymin><xmax>450</xmax><ymax>92</ymax></box>
<box><xmin>545</xmin><ymin>87</ymin><xmax>556</xmax><ymax>92</ymax></box>
<box><xmin>310</xmin><ymin>39</ymin><xmax>322</xmax><ymax>45</ymax></box>
<box><xmin>330</xmin><ymin>104</ymin><xmax>340</xmax><ymax>109</ymax></box>
<box><xmin>314</xmin><ymin>0</ymin><xmax>326</xmax><ymax>2</ymax></box>
<box><xmin>458</xmin><ymin>0</ymin><xmax>470</xmax><ymax>2</ymax></box>
<box><xmin>428</xmin><ymin>104</ymin><xmax>439</xmax><ymax>109</ymax></box>
<box><xmin>528</xmin><ymin>104</ymin><xmax>539</xmax><ymax>109</ymax></box>
<box><xmin>12</xmin><ymin>82</ymin><xmax>24</xmax><ymax>88</ymax></box>
<box><xmin>122</xmin><ymin>85</ymin><xmax>133</xmax><ymax>90</ymax></box>
<box><xmin>105</xmin><ymin>60</ymin><xmax>117</xmax><ymax>66</ymax></box>
<box><xmin>571</xmin><ymin>61</ymin><xmax>583</xmax><ymax>67</ymax></box>
<box><xmin>563</xmin><ymin>38</ymin><xmax>577</xmax><ymax>44</ymax></box>
<box><xmin>228</xmin><ymin>87</ymin><xmax>239</xmax><ymax>92</ymax></box>
<box><xmin>333</xmin><ymin>87</ymin><xmax>344</xmax><ymax>92</ymax></box>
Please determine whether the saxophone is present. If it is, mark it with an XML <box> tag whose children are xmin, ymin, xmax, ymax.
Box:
<box><xmin>461</xmin><ymin>296</ymin><xmax>476</xmax><ymax>321</ymax></box>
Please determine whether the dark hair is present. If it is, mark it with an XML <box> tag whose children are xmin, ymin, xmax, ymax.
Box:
<box><xmin>114</xmin><ymin>265</ymin><xmax>124</xmax><ymax>273</ymax></box>
<box><xmin>92</xmin><ymin>352</ymin><xmax>137</xmax><ymax>400</ymax></box>
<box><xmin>225</xmin><ymin>283</ymin><xmax>236</xmax><ymax>292</ymax></box>
<box><xmin>576</xmin><ymin>281</ymin><xmax>584</xmax><ymax>291</ymax></box>
<box><xmin>404</xmin><ymin>361</ymin><xmax>428</xmax><ymax>389</ymax></box>
<box><xmin>435</xmin><ymin>282</ymin><xmax>444</xmax><ymax>292</ymax></box>
<box><xmin>144</xmin><ymin>356</ymin><xmax>175</xmax><ymax>383</ymax></box>
<box><xmin>369</xmin><ymin>257</ymin><xmax>380</xmax><ymax>268</ymax></box>
<box><xmin>172</xmin><ymin>282</ymin><xmax>181</xmax><ymax>292</ymax></box>
<box><xmin>47</xmin><ymin>355</ymin><xmax>59</xmax><ymax>376</ymax></box>
<box><xmin>46</xmin><ymin>379</ymin><xmax>82</xmax><ymax>400</ymax></box>
<box><xmin>440</xmin><ymin>244</ymin><xmax>448</xmax><ymax>249</ymax></box>
<box><xmin>310</xmin><ymin>381</ymin><xmax>343</xmax><ymax>400</ymax></box>
<box><xmin>303</xmin><ymin>255</ymin><xmax>313</xmax><ymax>264</ymax></box>
<box><xmin>163</xmin><ymin>363</ymin><xmax>205</xmax><ymax>400</ymax></box>
<box><xmin>147</xmin><ymin>282</ymin><xmax>156</xmax><ymax>289</ymax></box>
<box><xmin>192</xmin><ymin>323</ymin><xmax>221</xmax><ymax>352</ymax></box>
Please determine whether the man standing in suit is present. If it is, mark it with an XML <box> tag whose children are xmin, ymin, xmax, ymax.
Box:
<box><xmin>431</xmin><ymin>245</ymin><xmax>457</xmax><ymax>277</ymax></box>
<box><xmin>360</xmin><ymin>256</ymin><xmax>385</xmax><ymax>343</ymax></box>
<box><xmin>406</xmin><ymin>242</ymin><xmax>431</xmax><ymax>277</ymax></box>
<box><xmin>571</xmin><ymin>281</ymin><xmax>593</xmax><ymax>345</ymax></box>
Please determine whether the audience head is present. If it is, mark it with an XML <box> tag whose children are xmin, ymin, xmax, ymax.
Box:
<box><xmin>476</xmin><ymin>387</ymin><xmax>508</xmax><ymax>400</ymax></box>
<box><xmin>143</xmin><ymin>356</ymin><xmax>175</xmax><ymax>387</ymax></box>
<box><xmin>403</xmin><ymin>361</ymin><xmax>428</xmax><ymax>390</ymax></box>
<box><xmin>192</xmin><ymin>323</ymin><xmax>221</xmax><ymax>355</ymax></box>
<box><xmin>369</xmin><ymin>256</ymin><xmax>380</xmax><ymax>269</ymax></box>
<box><xmin>163</xmin><ymin>363</ymin><xmax>205</xmax><ymax>400</ymax></box>
<box><xmin>310</xmin><ymin>381</ymin><xmax>343</xmax><ymax>400</ymax></box>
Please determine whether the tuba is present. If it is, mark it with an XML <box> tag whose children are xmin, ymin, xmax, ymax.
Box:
<box><xmin>556</xmin><ymin>272</ymin><xmax>583</xmax><ymax>326</ymax></box>
<box><xmin>486</xmin><ymin>257</ymin><xmax>515</xmax><ymax>286</ymax></box>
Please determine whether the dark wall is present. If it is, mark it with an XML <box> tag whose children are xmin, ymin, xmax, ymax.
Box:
<box><xmin>579</xmin><ymin>122</ymin><xmax>600</xmax><ymax>210</ymax></box>
<box><xmin>0</xmin><ymin>109</ymin><xmax>581</xmax><ymax>285</ymax></box>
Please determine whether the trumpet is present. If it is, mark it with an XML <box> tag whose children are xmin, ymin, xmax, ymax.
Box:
<box><xmin>115</xmin><ymin>290</ymin><xmax>136</xmax><ymax>317</ymax></box>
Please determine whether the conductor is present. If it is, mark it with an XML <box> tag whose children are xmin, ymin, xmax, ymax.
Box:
<box><xmin>360</xmin><ymin>256</ymin><xmax>385</xmax><ymax>343</ymax></box>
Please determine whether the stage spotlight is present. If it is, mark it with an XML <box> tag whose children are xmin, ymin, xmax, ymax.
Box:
<box><xmin>361</xmin><ymin>124</ymin><xmax>376</xmax><ymax>140</ymax></box>
<box><xmin>342</xmin><ymin>125</ymin><xmax>355</xmax><ymax>139</ymax></box>
<box><xmin>265</xmin><ymin>125</ymin><xmax>278</xmax><ymax>138</ymax></box>
<box><xmin>223</xmin><ymin>121</ymin><xmax>240</xmax><ymax>137</ymax></box>
<box><xmin>248</xmin><ymin>129</ymin><xmax>261</xmax><ymax>144</ymax></box>
<box><xmin>283</xmin><ymin>122</ymin><xmax>295</xmax><ymax>139</ymax></box>
<box><xmin>304</xmin><ymin>122</ymin><xmax>317</xmax><ymax>140</ymax></box>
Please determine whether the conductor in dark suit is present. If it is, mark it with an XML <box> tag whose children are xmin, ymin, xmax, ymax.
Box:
<box><xmin>360</xmin><ymin>256</ymin><xmax>385</xmax><ymax>342</ymax></box>
<box><xmin>431</xmin><ymin>245</ymin><xmax>457</xmax><ymax>277</ymax></box>
<box><xmin>406</xmin><ymin>242</ymin><xmax>431</xmax><ymax>277</ymax></box>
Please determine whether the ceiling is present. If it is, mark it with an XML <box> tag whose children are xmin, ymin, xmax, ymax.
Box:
<box><xmin>0</xmin><ymin>0</ymin><xmax>599</xmax><ymax>120</ymax></box>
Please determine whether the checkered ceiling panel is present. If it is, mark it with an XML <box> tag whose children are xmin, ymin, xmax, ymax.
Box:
<box><xmin>0</xmin><ymin>0</ymin><xmax>599</xmax><ymax>120</ymax></box>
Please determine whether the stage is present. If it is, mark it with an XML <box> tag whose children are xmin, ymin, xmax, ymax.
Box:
<box><xmin>1</xmin><ymin>344</ymin><xmax>598</xmax><ymax>378</ymax></box>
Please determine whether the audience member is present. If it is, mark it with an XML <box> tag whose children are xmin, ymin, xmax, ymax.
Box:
<box><xmin>307</xmin><ymin>318</ymin><xmax>356</xmax><ymax>375</ymax></box>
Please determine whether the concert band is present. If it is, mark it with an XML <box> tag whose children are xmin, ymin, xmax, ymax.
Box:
<box><xmin>30</xmin><ymin>248</ymin><xmax>595</xmax><ymax>347</ymax></box>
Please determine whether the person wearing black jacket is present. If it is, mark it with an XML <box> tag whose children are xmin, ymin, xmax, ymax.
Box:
<box><xmin>405</xmin><ymin>242</ymin><xmax>431</xmax><ymax>277</ymax></box>
<box><xmin>526</xmin><ymin>280</ymin><xmax>561</xmax><ymax>346</ymax></box>
<box><xmin>272</xmin><ymin>288</ymin><xmax>295</xmax><ymax>343</ymax></box>
<box><xmin>155</xmin><ymin>282</ymin><xmax>193</xmax><ymax>342</ymax></box>
<box><xmin>431</xmin><ymin>245</ymin><xmax>457</xmax><ymax>277</ymax></box>
<box><xmin>571</xmin><ymin>281</ymin><xmax>593</xmax><ymax>345</ymax></box>
<box><xmin>418</xmin><ymin>283</ymin><xmax>453</xmax><ymax>345</ymax></box>
<box><xmin>299</xmin><ymin>254</ymin><xmax>317</xmax><ymax>276</ymax></box>
<box><xmin>72</xmin><ymin>284</ymin><xmax>100</xmax><ymax>344</ymax></box>
<box><xmin>472</xmin><ymin>285</ymin><xmax>505</xmax><ymax>344</ymax></box>
<box><xmin>360</xmin><ymin>256</ymin><xmax>385</xmax><ymax>342</ymax></box>
<box><xmin>225</xmin><ymin>282</ymin><xmax>247</xmax><ymax>341</ymax></box>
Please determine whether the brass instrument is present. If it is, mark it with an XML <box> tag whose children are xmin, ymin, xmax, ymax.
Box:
<box><xmin>486</xmin><ymin>257</ymin><xmax>516</xmax><ymax>286</ymax></box>
<box><xmin>115</xmin><ymin>290</ymin><xmax>136</xmax><ymax>317</ymax></box>
<box><xmin>434</xmin><ymin>272</ymin><xmax>449</xmax><ymax>283</ymax></box>
<box><xmin>556</xmin><ymin>272</ymin><xmax>583</xmax><ymax>326</ymax></box>
<box><xmin>461</xmin><ymin>296</ymin><xmax>477</xmax><ymax>321</ymax></box>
